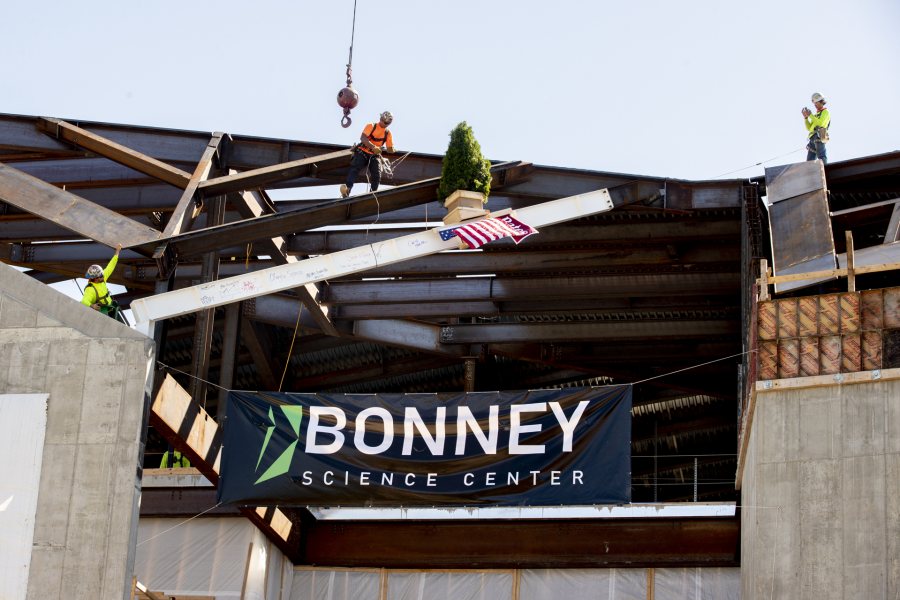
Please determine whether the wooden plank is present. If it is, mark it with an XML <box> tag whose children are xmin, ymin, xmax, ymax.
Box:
<box><xmin>819</xmin><ymin>335</ymin><xmax>841</xmax><ymax>375</ymax></box>
<box><xmin>839</xmin><ymin>293</ymin><xmax>860</xmax><ymax>333</ymax></box>
<box><xmin>777</xmin><ymin>298</ymin><xmax>798</xmax><ymax>339</ymax></box>
<box><xmin>757</xmin><ymin>299</ymin><xmax>777</xmax><ymax>340</ymax></box>
<box><xmin>861</xmin><ymin>289</ymin><xmax>884</xmax><ymax>330</ymax></box>
<box><xmin>841</xmin><ymin>334</ymin><xmax>862</xmax><ymax>372</ymax></box>
<box><xmin>777</xmin><ymin>338</ymin><xmax>800</xmax><ymax>379</ymax></box>
<box><xmin>798</xmin><ymin>297</ymin><xmax>818</xmax><ymax>337</ymax></box>
<box><xmin>0</xmin><ymin>161</ymin><xmax>161</xmax><ymax>248</ymax></box>
<box><xmin>755</xmin><ymin>367</ymin><xmax>900</xmax><ymax>391</ymax></box>
<box><xmin>885</xmin><ymin>288</ymin><xmax>900</xmax><ymax>328</ymax></box>
<box><xmin>800</xmin><ymin>337</ymin><xmax>820</xmax><ymax>377</ymax></box>
<box><xmin>818</xmin><ymin>295</ymin><xmax>840</xmax><ymax>335</ymax></box>
<box><xmin>36</xmin><ymin>117</ymin><xmax>192</xmax><ymax>188</ymax></box>
<box><xmin>862</xmin><ymin>331</ymin><xmax>882</xmax><ymax>371</ymax></box>
<box><xmin>846</xmin><ymin>231</ymin><xmax>856</xmax><ymax>292</ymax></box>
<box><xmin>758</xmin><ymin>341</ymin><xmax>778</xmax><ymax>381</ymax></box>
<box><xmin>758</xmin><ymin>259</ymin><xmax>769</xmax><ymax>301</ymax></box>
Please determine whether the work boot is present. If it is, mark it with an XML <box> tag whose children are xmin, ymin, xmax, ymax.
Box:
<box><xmin>340</xmin><ymin>184</ymin><xmax>350</xmax><ymax>198</ymax></box>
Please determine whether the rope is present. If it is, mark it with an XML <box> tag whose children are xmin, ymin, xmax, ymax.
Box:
<box><xmin>709</xmin><ymin>146</ymin><xmax>806</xmax><ymax>179</ymax></box>
<box><xmin>157</xmin><ymin>361</ymin><xmax>231</xmax><ymax>393</ymax></box>
<box><xmin>136</xmin><ymin>502</ymin><xmax>223</xmax><ymax>546</ymax></box>
<box><xmin>630</xmin><ymin>349</ymin><xmax>755</xmax><ymax>386</ymax></box>
<box><xmin>161</xmin><ymin>347</ymin><xmax>756</xmax><ymax>398</ymax></box>
<box><xmin>278</xmin><ymin>300</ymin><xmax>304</xmax><ymax>392</ymax></box>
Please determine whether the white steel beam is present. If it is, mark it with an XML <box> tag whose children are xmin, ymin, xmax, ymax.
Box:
<box><xmin>130</xmin><ymin>189</ymin><xmax>614</xmax><ymax>324</ymax></box>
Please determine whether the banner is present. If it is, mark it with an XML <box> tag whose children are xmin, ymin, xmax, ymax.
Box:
<box><xmin>218</xmin><ymin>386</ymin><xmax>631</xmax><ymax>507</ymax></box>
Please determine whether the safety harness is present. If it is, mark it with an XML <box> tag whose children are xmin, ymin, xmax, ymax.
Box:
<box><xmin>88</xmin><ymin>282</ymin><xmax>112</xmax><ymax>306</ymax></box>
<box><xmin>358</xmin><ymin>123</ymin><xmax>389</xmax><ymax>154</ymax></box>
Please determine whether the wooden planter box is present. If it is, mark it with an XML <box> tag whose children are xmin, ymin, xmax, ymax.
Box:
<box><xmin>443</xmin><ymin>189</ymin><xmax>487</xmax><ymax>225</ymax></box>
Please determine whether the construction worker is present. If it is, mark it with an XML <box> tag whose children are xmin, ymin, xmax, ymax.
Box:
<box><xmin>340</xmin><ymin>111</ymin><xmax>396</xmax><ymax>198</ymax></box>
<box><xmin>81</xmin><ymin>243</ymin><xmax>123</xmax><ymax>319</ymax></box>
<box><xmin>803</xmin><ymin>92</ymin><xmax>831</xmax><ymax>164</ymax></box>
<box><xmin>159</xmin><ymin>448</ymin><xmax>191</xmax><ymax>468</ymax></box>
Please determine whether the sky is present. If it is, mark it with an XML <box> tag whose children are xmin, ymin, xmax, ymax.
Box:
<box><xmin>3</xmin><ymin>0</ymin><xmax>898</xmax><ymax>183</ymax></box>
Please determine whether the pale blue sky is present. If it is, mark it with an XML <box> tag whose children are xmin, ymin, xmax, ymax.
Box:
<box><xmin>3</xmin><ymin>0</ymin><xmax>899</xmax><ymax>181</ymax></box>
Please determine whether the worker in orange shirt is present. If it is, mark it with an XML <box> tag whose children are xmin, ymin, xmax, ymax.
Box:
<box><xmin>340</xmin><ymin>111</ymin><xmax>396</xmax><ymax>198</ymax></box>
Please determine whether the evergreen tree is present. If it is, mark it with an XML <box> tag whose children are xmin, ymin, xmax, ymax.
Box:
<box><xmin>437</xmin><ymin>121</ymin><xmax>491</xmax><ymax>203</ymax></box>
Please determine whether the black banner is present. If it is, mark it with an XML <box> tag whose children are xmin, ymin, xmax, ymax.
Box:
<box><xmin>218</xmin><ymin>386</ymin><xmax>631</xmax><ymax>507</ymax></box>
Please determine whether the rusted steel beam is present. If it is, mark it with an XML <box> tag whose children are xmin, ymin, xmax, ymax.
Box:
<box><xmin>197</xmin><ymin>149</ymin><xmax>353</xmax><ymax>196</ymax></box>
<box><xmin>36</xmin><ymin>117</ymin><xmax>193</xmax><ymax>188</ymax></box>
<box><xmin>300</xmin><ymin>517</ymin><xmax>739</xmax><ymax>568</ymax></box>
<box><xmin>0</xmin><ymin>161</ymin><xmax>160</xmax><ymax>248</ymax></box>
<box><xmin>139</xmin><ymin>487</ymin><xmax>240</xmax><ymax>517</ymax></box>
<box><xmin>160</xmin><ymin>132</ymin><xmax>226</xmax><ymax>239</ymax></box>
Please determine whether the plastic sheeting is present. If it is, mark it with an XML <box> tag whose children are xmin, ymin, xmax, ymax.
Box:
<box><xmin>290</xmin><ymin>569</ymin><xmax>381</xmax><ymax>600</ymax></box>
<box><xmin>288</xmin><ymin>568</ymin><xmax>739</xmax><ymax>600</ymax></box>
<box><xmin>521</xmin><ymin>569</ymin><xmax>646</xmax><ymax>600</ymax></box>
<box><xmin>133</xmin><ymin>518</ymin><xmax>739</xmax><ymax>600</ymax></box>
<box><xmin>136</xmin><ymin>517</ymin><xmax>293</xmax><ymax>600</ymax></box>
<box><xmin>653</xmin><ymin>568</ymin><xmax>739</xmax><ymax>600</ymax></box>
<box><xmin>387</xmin><ymin>571</ymin><xmax>513</xmax><ymax>600</ymax></box>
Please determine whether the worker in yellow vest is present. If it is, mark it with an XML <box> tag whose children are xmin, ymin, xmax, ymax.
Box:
<box><xmin>340</xmin><ymin>111</ymin><xmax>396</xmax><ymax>198</ymax></box>
<box><xmin>159</xmin><ymin>449</ymin><xmax>191</xmax><ymax>468</ymax></box>
<box><xmin>803</xmin><ymin>92</ymin><xmax>831</xmax><ymax>164</ymax></box>
<box><xmin>81</xmin><ymin>244</ymin><xmax>122</xmax><ymax>319</ymax></box>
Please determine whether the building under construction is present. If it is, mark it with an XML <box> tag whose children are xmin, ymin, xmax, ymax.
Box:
<box><xmin>0</xmin><ymin>112</ymin><xmax>898</xmax><ymax>599</ymax></box>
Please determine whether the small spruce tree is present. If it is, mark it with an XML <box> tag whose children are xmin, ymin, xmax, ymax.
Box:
<box><xmin>437</xmin><ymin>121</ymin><xmax>491</xmax><ymax>203</ymax></box>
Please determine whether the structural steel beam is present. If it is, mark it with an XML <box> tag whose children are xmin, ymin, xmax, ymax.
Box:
<box><xmin>141</xmin><ymin>162</ymin><xmax>527</xmax><ymax>260</ymax></box>
<box><xmin>230</xmin><ymin>189</ymin><xmax>336</xmax><ymax>335</ymax></box>
<box><xmin>287</xmin><ymin>219</ymin><xmax>741</xmax><ymax>254</ymax></box>
<box><xmin>438</xmin><ymin>320</ymin><xmax>739</xmax><ymax>344</ymax></box>
<box><xmin>300</xmin><ymin>517</ymin><xmax>739</xmax><ymax>568</ymax></box>
<box><xmin>160</xmin><ymin>132</ymin><xmax>225</xmax><ymax>239</ymax></box>
<box><xmin>131</xmin><ymin>188</ymin><xmax>616</xmax><ymax>323</ymax></box>
<box><xmin>323</xmin><ymin>272</ymin><xmax>740</xmax><ymax>305</ymax></box>
<box><xmin>36</xmin><ymin>117</ymin><xmax>193</xmax><ymax>188</ymax></box>
<box><xmin>0</xmin><ymin>161</ymin><xmax>161</xmax><ymax>248</ymax></box>
<box><xmin>197</xmin><ymin>149</ymin><xmax>352</xmax><ymax>196</ymax></box>
<box><xmin>352</xmin><ymin>319</ymin><xmax>468</xmax><ymax>357</ymax></box>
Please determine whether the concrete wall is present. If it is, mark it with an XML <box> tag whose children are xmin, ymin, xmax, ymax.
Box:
<box><xmin>740</xmin><ymin>377</ymin><xmax>900</xmax><ymax>599</ymax></box>
<box><xmin>0</xmin><ymin>265</ymin><xmax>154</xmax><ymax>600</ymax></box>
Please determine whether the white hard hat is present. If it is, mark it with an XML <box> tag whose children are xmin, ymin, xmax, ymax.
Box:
<box><xmin>811</xmin><ymin>92</ymin><xmax>826</xmax><ymax>104</ymax></box>
<box><xmin>85</xmin><ymin>264</ymin><xmax>103</xmax><ymax>279</ymax></box>
<box><xmin>380</xmin><ymin>111</ymin><xmax>393</xmax><ymax>124</ymax></box>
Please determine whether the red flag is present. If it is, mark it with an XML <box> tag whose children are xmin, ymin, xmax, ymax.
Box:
<box><xmin>441</xmin><ymin>215</ymin><xmax>538</xmax><ymax>249</ymax></box>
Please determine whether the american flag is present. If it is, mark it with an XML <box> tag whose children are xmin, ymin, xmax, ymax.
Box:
<box><xmin>438</xmin><ymin>215</ymin><xmax>538</xmax><ymax>249</ymax></box>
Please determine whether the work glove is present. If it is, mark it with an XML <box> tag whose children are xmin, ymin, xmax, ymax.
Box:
<box><xmin>386</xmin><ymin>146</ymin><xmax>396</xmax><ymax>154</ymax></box>
<box><xmin>372</xmin><ymin>146</ymin><xmax>382</xmax><ymax>155</ymax></box>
